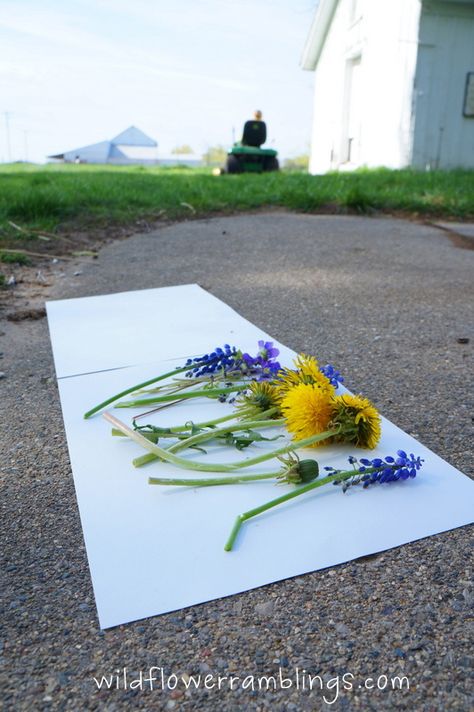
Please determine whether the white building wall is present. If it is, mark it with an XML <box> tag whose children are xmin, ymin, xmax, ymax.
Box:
<box><xmin>412</xmin><ymin>1</ymin><xmax>474</xmax><ymax>168</ymax></box>
<box><xmin>308</xmin><ymin>0</ymin><xmax>422</xmax><ymax>173</ymax></box>
<box><xmin>308</xmin><ymin>2</ymin><xmax>347</xmax><ymax>173</ymax></box>
<box><xmin>361</xmin><ymin>0</ymin><xmax>422</xmax><ymax>168</ymax></box>
<box><xmin>113</xmin><ymin>145</ymin><xmax>159</xmax><ymax>161</ymax></box>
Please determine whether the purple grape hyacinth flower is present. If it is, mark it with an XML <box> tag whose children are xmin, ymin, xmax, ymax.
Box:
<box><xmin>242</xmin><ymin>340</ymin><xmax>281</xmax><ymax>379</ymax></box>
<box><xmin>183</xmin><ymin>340</ymin><xmax>281</xmax><ymax>380</ymax></box>
<box><xmin>320</xmin><ymin>363</ymin><xmax>344</xmax><ymax>388</ymax></box>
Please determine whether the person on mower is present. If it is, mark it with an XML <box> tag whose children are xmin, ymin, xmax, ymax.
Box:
<box><xmin>223</xmin><ymin>109</ymin><xmax>278</xmax><ymax>173</ymax></box>
<box><xmin>241</xmin><ymin>110</ymin><xmax>267</xmax><ymax>148</ymax></box>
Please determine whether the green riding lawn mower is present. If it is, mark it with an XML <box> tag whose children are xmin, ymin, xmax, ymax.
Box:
<box><xmin>225</xmin><ymin>118</ymin><xmax>279</xmax><ymax>174</ymax></box>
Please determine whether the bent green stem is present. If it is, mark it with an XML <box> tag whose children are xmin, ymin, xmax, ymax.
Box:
<box><xmin>119</xmin><ymin>408</ymin><xmax>279</xmax><ymax>468</ymax></box>
<box><xmin>224</xmin><ymin>466</ymin><xmax>379</xmax><ymax>551</ymax></box>
<box><xmin>106</xmin><ymin>412</ymin><xmax>338</xmax><ymax>473</ymax></box>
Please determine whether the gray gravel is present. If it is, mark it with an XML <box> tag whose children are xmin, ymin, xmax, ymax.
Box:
<box><xmin>1</xmin><ymin>212</ymin><xmax>473</xmax><ymax>711</ymax></box>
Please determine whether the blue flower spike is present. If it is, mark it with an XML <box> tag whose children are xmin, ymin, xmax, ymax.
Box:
<box><xmin>184</xmin><ymin>344</ymin><xmax>239</xmax><ymax>378</ymax></box>
<box><xmin>183</xmin><ymin>339</ymin><xmax>281</xmax><ymax>382</ymax></box>
<box><xmin>331</xmin><ymin>452</ymin><xmax>424</xmax><ymax>491</ymax></box>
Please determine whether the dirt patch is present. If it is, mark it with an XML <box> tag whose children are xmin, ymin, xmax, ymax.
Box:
<box><xmin>424</xmin><ymin>221</ymin><xmax>474</xmax><ymax>250</ymax></box>
<box><xmin>0</xmin><ymin>259</ymin><xmax>78</xmax><ymax>322</ymax></box>
<box><xmin>0</xmin><ymin>218</ymin><xmax>170</xmax><ymax>321</ymax></box>
<box><xmin>0</xmin><ymin>217</ymin><xmax>170</xmax><ymax>259</ymax></box>
<box><xmin>7</xmin><ymin>307</ymin><xmax>46</xmax><ymax>322</ymax></box>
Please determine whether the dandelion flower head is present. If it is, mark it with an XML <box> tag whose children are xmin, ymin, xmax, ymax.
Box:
<box><xmin>281</xmin><ymin>383</ymin><xmax>334</xmax><ymax>446</ymax></box>
<box><xmin>276</xmin><ymin>354</ymin><xmax>335</xmax><ymax>398</ymax></box>
<box><xmin>330</xmin><ymin>394</ymin><xmax>381</xmax><ymax>449</ymax></box>
<box><xmin>235</xmin><ymin>380</ymin><xmax>282</xmax><ymax>419</ymax></box>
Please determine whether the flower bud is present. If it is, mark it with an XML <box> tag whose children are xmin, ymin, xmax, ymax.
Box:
<box><xmin>280</xmin><ymin>458</ymin><xmax>319</xmax><ymax>484</ymax></box>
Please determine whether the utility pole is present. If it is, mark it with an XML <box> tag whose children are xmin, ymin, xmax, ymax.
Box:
<box><xmin>4</xmin><ymin>112</ymin><xmax>12</xmax><ymax>162</ymax></box>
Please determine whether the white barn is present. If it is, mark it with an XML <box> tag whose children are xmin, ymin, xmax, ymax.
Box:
<box><xmin>301</xmin><ymin>0</ymin><xmax>474</xmax><ymax>173</ymax></box>
<box><xmin>49</xmin><ymin>126</ymin><xmax>159</xmax><ymax>165</ymax></box>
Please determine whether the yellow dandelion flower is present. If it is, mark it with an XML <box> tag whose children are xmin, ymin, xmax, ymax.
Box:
<box><xmin>276</xmin><ymin>354</ymin><xmax>334</xmax><ymax>398</ymax></box>
<box><xmin>281</xmin><ymin>383</ymin><xmax>334</xmax><ymax>446</ymax></box>
<box><xmin>235</xmin><ymin>380</ymin><xmax>282</xmax><ymax>419</ymax></box>
<box><xmin>330</xmin><ymin>394</ymin><xmax>381</xmax><ymax>449</ymax></box>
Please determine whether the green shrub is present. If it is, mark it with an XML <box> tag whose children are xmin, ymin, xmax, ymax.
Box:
<box><xmin>0</xmin><ymin>251</ymin><xmax>31</xmax><ymax>265</ymax></box>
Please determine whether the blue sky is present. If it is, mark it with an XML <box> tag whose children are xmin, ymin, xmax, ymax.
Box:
<box><xmin>0</xmin><ymin>0</ymin><xmax>317</xmax><ymax>163</ymax></box>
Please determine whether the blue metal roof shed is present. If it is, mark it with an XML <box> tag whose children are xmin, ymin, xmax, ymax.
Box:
<box><xmin>49</xmin><ymin>126</ymin><xmax>159</xmax><ymax>164</ymax></box>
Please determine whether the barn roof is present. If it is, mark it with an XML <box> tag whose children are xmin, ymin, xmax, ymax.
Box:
<box><xmin>49</xmin><ymin>140</ymin><xmax>112</xmax><ymax>162</ymax></box>
<box><xmin>48</xmin><ymin>126</ymin><xmax>158</xmax><ymax>161</ymax></box>
<box><xmin>111</xmin><ymin>126</ymin><xmax>157</xmax><ymax>147</ymax></box>
<box><xmin>300</xmin><ymin>0</ymin><xmax>338</xmax><ymax>71</ymax></box>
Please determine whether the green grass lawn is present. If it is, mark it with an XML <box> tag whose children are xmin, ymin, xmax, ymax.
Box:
<box><xmin>1</xmin><ymin>164</ymin><xmax>473</xmax><ymax>259</ymax></box>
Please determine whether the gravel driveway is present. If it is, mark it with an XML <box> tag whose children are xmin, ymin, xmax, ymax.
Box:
<box><xmin>1</xmin><ymin>212</ymin><xmax>473</xmax><ymax>711</ymax></box>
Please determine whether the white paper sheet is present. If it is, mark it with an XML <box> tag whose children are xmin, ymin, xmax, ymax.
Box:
<box><xmin>47</xmin><ymin>285</ymin><xmax>474</xmax><ymax>629</ymax></box>
<box><xmin>46</xmin><ymin>284</ymin><xmax>278</xmax><ymax>379</ymax></box>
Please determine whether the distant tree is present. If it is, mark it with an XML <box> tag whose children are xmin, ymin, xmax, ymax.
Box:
<box><xmin>202</xmin><ymin>145</ymin><xmax>227</xmax><ymax>166</ymax></box>
<box><xmin>171</xmin><ymin>145</ymin><xmax>194</xmax><ymax>154</ymax></box>
<box><xmin>283</xmin><ymin>154</ymin><xmax>310</xmax><ymax>172</ymax></box>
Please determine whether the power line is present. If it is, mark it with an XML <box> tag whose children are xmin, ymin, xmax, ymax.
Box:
<box><xmin>4</xmin><ymin>112</ymin><xmax>12</xmax><ymax>162</ymax></box>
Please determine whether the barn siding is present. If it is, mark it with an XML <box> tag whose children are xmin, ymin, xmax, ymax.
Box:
<box><xmin>412</xmin><ymin>1</ymin><xmax>474</xmax><ymax>168</ymax></box>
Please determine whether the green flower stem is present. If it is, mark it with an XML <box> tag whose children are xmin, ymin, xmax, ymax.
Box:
<box><xmin>163</xmin><ymin>407</ymin><xmax>258</xmax><ymax>433</ymax></box>
<box><xmin>149</xmin><ymin>470</ymin><xmax>282</xmax><ymax>487</ymax></box>
<box><xmin>111</xmin><ymin>428</ymin><xmax>208</xmax><ymax>443</ymax></box>
<box><xmin>160</xmin><ymin>406</ymin><xmax>279</xmax><ymax>435</ymax></box>
<box><xmin>137</xmin><ymin>378</ymin><xmax>208</xmax><ymax>395</ymax></box>
<box><xmin>83</xmin><ymin>365</ymin><xmax>192</xmax><ymax>419</ymax></box>
<box><xmin>224</xmin><ymin>466</ymin><xmax>379</xmax><ymax>551</ymax></box>
<box><xmin>159</xmin><ymin>424</ymin><xmax>338</xmax><ymax>472</ymax></box>
<box><xmin>106</xmin><ymin>412</ymin><xmax>339</xmax><ymax>473</ymax></box>
<box><xmin>131</xmin><ymin>408</ymin><xmax>285</xmax><ymax>467</ymax></box>
<box><xmin>133</xmin><ymin>452</ymin><xmax>177</xmax><ymax>468</ymax></box>
<box><xmin>167</xmin><ymin>417</ymin><xmax>285</xmax><ymax>454</ymax></box>
<box><xmin>113</xmin><ymin>408</ymin><xmax>262</xmax><ymax>439</ymax></box>
<box><xmin>104</xmin><ymin>412</ymin><xmax>238</xmax><ymax>472</ymax></box>
<box><xmin>114</xmin><ymin>384</ymin><xmax>242</xmax><ymax>409</ymax></box>
<box><xmin>142</xmin><ymin>372</ymin><xmax>245</xmax><ymax>394</ymax></box>
<box><xmin>112</xmin><ymin>428</ymin><xmax>161</xmax><ymax>443</ymax></box>
<box><xmin>137</xmin><ymin>380</ymin><xmax>203</xmax><ymax>398</ymax></box>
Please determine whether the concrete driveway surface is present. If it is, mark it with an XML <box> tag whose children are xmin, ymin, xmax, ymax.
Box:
<box><xmin>1</xmin><ymin>212</ymin><xmax>473</xmax><ymax>711</ymax></box>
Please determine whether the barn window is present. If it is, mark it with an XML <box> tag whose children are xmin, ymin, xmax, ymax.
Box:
<box><xmin>463</xmin><ymin>72</ymin><xmax>474</xmax><ymax>118</ymax></box>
